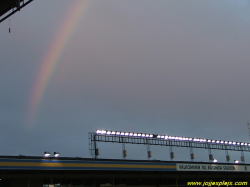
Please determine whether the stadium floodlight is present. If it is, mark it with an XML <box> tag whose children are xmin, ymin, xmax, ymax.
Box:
<box><xmin>44</xmin><ymin>152</ymin><xmax>50</xmax><ymax>157</ymax></box>
<box><xmin>54</xmin><ymin>152</ymin><xmax>59</xmax><ymax>157</ymax></box>
<box><xmin>213</xmin><ymin>159</ymin><xmax>218</xmax><ymax>163</ymax></box>
<box><xmin>193</xmin><ymin>138</ymin><xmax>198</xmax><ymax>142</ymax></box>
<box><xmin>94</xmin><ymin>130</ymin><xmax>250</xmax><ymax>150</ymax></box>
<box><xmin>96</xmin><ymin>130</ymin><xmax>101</xmax><ymax>134</ymax></box>
<box><xmin>234</xmin><ymin>160</ymin><xmax>239</xmax><ymax>164</ymax></box>
<box><xmin>96</xmin><ymin>130</ymin><xmax>106</xmax><ymax>134</ymax></box>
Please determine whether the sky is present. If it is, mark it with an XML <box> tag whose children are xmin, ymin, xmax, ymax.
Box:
<box><xmin>1</xmin><ymin>0</ymin><xmax>250</xmax><ymax>163</ymax></box>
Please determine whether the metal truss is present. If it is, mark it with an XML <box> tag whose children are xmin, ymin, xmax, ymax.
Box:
<box><xmin>88</xmin><ymin>132</ymin><xmax>250</xmax><ymax>158</ymax></box>
<box><xmin>0</xmin><ymin>0</ymin><xmax>34</xmax><ymax>23</ymax></box>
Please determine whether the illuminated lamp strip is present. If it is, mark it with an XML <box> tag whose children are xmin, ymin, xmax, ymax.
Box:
<box><xmin>96</xmin><ymin>130</ymin><xmax>153</xmax><ymax>138</ymax></box>
<box><xmin>95</xmin><ymin>129</ymin><xmax>250</xmax><ymax>147</ymax></box>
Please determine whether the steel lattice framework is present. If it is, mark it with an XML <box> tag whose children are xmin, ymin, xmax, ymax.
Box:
<box><xmin>89</xmin><ymin>130</ymin><xmax>250</xmax><ymax>161</ymax></box>
<box><xmin>0</xmin><ymin>0</ymin><xmax>34</xmax><ymax>23</ymax></box>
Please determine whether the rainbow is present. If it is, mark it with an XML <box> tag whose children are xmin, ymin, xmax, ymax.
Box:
<box><xmin>25</xmin><ymin>0</ymin><xmax>91</xmax><ymax>127</ymax></box>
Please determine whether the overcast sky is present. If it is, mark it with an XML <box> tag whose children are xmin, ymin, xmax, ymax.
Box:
<box><xmin>1</xmin><ymin>0</ymin><xmax>250</xmax><ymax>163</ymax></box>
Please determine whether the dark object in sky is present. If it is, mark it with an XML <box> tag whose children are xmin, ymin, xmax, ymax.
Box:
<box><xmin>0</xmin><ymin>0</ymin><xmax>34</xmax><ymax>23</ymax></box>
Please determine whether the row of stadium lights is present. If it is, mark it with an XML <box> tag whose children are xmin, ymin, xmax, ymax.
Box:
<box><xmin>96</xmin><ymin>130</ymin><xmax>244</xmax><ymax>163</ymax></box>
<box><xmin>96</xmin><ymin>130</ymin><xmax>250</xmax><ymax>146</ymax></box>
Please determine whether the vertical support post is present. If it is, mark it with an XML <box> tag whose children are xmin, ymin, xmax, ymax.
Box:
<box><xmin>241</xmin><ymin>151</ymin><xmax>245</xmax><ymax>164</ymax></box>
<box><xmin>89</xmin><ymin>132</ymin><xmax>96</xmax><ymax>158</ymax></box>
<box><xmin>190</xmin><ymin>147</ymin><xmax>194</xmax><ymax>161</ymax></box>
<box><xmin>169</xmin><ymin>146</ymin><xmax>174</xmax><ymax>161</ymax></box>
<box><xmin>16</xmin><ymin>0</ymin><xmax>20</xmax><ymax>10</ymax></box>
<box><xmin>147</xmin><ymin>144</ymin><xmax>152</xmax><ymax>159</ymax></box>
<box><xmin>248</xmin><ymin>122</ymin><xmax>250</xmax><ymax>140</ymax></box>
<box><xmin>208</xmin><ymin>148</ymin><xmax>213</xmax><ymax>162</ymax></box>
<box><xmin>94</xmin><ymin>134</ymin><xmax>99</xmax><ymax>159</ymax></box>
<box><xmin>225</xmin><ymin>149</ymin><xmax>230</xmax><ymax>163</ymax></box>
<box><xmin>122</xmin><ymin>142</ymin><xmax>127</xmax><ymax>159</ymax></box>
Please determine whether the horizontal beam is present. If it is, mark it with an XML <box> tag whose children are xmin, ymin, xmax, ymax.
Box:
<box><xmin>89</xmin><ymin>132</ymin><xmax>250</xmax><ymax>152</ymax></box>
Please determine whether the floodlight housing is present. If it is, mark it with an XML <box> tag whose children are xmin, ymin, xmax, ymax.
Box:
<box><xmin>94</xmin><ymin>129</ymin><xmax>250</xmax><ymax>152</ymax></box>
<box><xmin>213</xmin><ymin>159</ymin><xmax>218</xmax><ymax>163</ymax></box>
<box><xmin>54</xmin><ymin>152</ymin><xmax>59</xmax><ymax>157</ymax></box>
<box><xmin>234</xmin><ymin>160</ymin><xmax>239</xmax><ymax>164</ymax></box>
<box><xmin>44</xmin><ymin>152</ymin><xmax>50</xmax><ymax>157</ymax></box>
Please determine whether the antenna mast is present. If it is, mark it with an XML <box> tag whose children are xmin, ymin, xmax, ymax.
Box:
<box><xmin>248</xmin><ymin>122</ymin><xmax>250</xmax><ymax>140</ymax></box>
